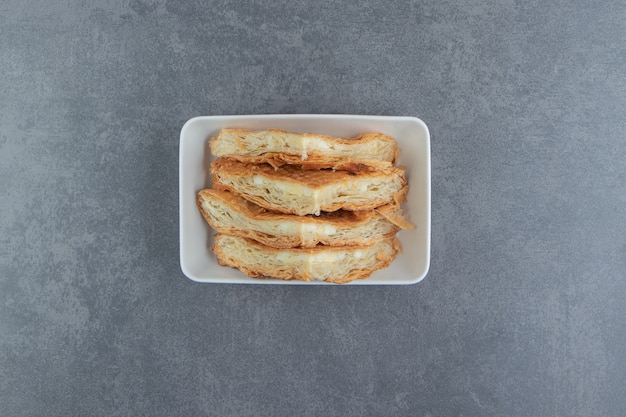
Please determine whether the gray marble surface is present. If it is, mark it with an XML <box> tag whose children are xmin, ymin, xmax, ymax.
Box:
<box><xmin>1</xmin><ymin>0</ymin><xmax>625</xmax><ymax>416</ymax></box>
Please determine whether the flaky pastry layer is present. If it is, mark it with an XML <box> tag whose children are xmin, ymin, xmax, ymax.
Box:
<box><xmin>213</xmin><ymin>234</ymin><xmax>401</xmax><ymax>284</ymax></box>
<box><xmin>211</xmin><ymin>158</ymin><xmax>408</xmax><ymax>216</ymax></box>
<box><xmin>197</xmin><ymin>189</ymin><xmax>408</xmax><ymax>248</ymax></box>
<box><xmin>209</xmin><ymin>128</ymin><xmax>399</xmax><ymax>167</ymax></box>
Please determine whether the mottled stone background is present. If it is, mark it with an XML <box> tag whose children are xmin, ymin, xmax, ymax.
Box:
<box><xmin>1</xmin><ymin>0</ymin><xmax>625</xmax><ymax>416</ymax></box>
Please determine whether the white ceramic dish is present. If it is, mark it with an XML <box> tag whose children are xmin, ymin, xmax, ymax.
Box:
<box><xmin>179</xmin><ymin>114</ymin><xmax>431</xmax><ymax>285</ymax></box>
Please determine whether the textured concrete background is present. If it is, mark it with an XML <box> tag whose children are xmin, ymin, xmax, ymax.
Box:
<box><xmin>1</xmin><ymin>0</ymin><xmax>625</xmax><ymax>416</ymax></box>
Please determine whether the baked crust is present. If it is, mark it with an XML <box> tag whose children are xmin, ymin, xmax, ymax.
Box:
<box><xmin>213</xmin><ymin>234</ymin><xmax>402</xmax><ymax>284</ymax></box>
<box><xmin>209</xmin><ymin>129</ymin><xmax>398</xmax><ymax>169</ymax></box>
<box><xmin>218</xmin><ymin>153</ymin><xmax>393</xmax><ymax>171</ymax></box>
<box><xmin>211</xmin><ymin>158</ymin><xmax>408</xmax><ymax>216</ymax></box>
<box><xmin>197</xmin><ymin>189</ymin><xmax>410</xmax><ymax>248</ymax></box>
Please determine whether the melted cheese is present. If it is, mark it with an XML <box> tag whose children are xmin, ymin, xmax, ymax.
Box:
<box><xmin>310</xmin><ymin>251</ymin><xmax>346</xmax><ymax>263</ymax></box>
<box><xmin>301</xmin><ymin>223</ymin><xmax>337</xmax><ymax>235</ymax></box>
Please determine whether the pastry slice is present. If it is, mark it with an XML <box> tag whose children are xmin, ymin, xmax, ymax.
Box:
<box><xmin>213</xmin><ymin>234</ymin><xmax>401</xmax><ymax>284</ymax></box>
<box><xmin>211</xmin><ymin>158</ymin><xmax>408</xmax><ymax>216</ymax></box>
<box><xmin>197</xmin><ymin>189</ymin><xmax>410</xmax><ymax>248</ymax></box>
<box><xmin>209</xmin><ymin>128</ymin><xmax>398</xmax><ymax>170</ymax></box>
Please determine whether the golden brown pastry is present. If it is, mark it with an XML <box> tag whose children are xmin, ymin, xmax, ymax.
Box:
<box><xmin>211</xmin><ymin>158</ymin><xmax>408</xmax><ymax>216</ymax></box>
<box><xmin>197</xmin><ymin>189</ymin><xmax>411</xmax><ymax>248</ymax></box>
<box><xmin>209</xmin><ymin>128</ymin><xmax>398</xmax><ymax>170</ymax></box>
<box><xmin>213</xmin><ymin>233</ymin><xmax>402</xmax><ymax>284</ymax></box>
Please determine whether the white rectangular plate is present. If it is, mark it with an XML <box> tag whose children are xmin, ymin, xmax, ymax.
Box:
<box><xmin>179</xmin><ymin>114</ymin><xmax>431</xmax><ymax>285</ymax></box>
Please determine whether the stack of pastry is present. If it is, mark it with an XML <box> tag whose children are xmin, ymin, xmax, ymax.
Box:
<box><xmin>196</xmin><ymin>128</ymin><xmax>413</xmax><ymax>284</ymax></box>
